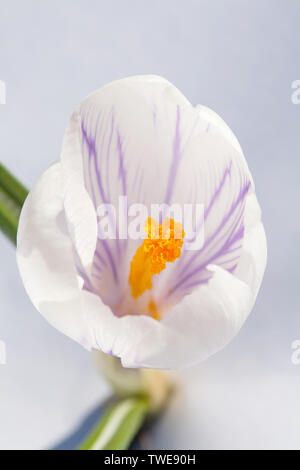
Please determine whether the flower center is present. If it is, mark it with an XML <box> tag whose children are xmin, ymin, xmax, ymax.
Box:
<box><xmin>129</xmin><ymin>218</ymin><xmax>185</xmax><ymax>307</ymax></box>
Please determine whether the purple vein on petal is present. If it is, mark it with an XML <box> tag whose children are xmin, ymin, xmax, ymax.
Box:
<box><xmin>82</xmin><ymin>118</ymin><xmax>108</xmax><ymax>205</ymax></box>
<box><xmin>205</xmin><ymin>161</ymin><xmax>233</xmax><ymax>220</ymax></box>
<box><xmin>204</xmin><ymin>182</ymin><xmax>250</xmax><ymax>253</ymax></box>
<box><xmin>77</xmin><ymin>268</ymin><xmax>95</xmax><ymax>293</ymax></box>
<box><xmin>80</xmin><ymin>112</ymin><xmax>119</xmax><ymax>285</ymax></box>
<box><xmin>98</xmin><ymin>239</ymin><xmax>118</xmax><ymax>283</ymax></box>
<box><xmin>202</xmin><ymin>198</ymin><xmax>244</xmax><ymax>263</ymax></box>
<box><xmin>82</xmin><ymin>135</ymin><xmax>96</xmax><ymax>206</ymax></box>
<box><xmin>227</xmin><ymin>263</ymin><xmax>238</xmax><ymax>273</ymax></box>
<box><xmin>106</xmin><ymin>112</ymin><xmax>115</xmax><ymax>201</ymax></box>
<box><xmin>175</xmin><ymin>162</ymin><xmax>233</xmax><ymax>273</ymax></box>
<box><xmin>168</xmin><ymin>223</ymin><xmax>244</xmax><ymax>295</ymax></box>
<box><xmin>81</xmin><ymin>123</ymin><xmax>98</xmax><ymax>206</ymax></box>
<box><xmin>178</xmin><ymin>274</ymin><xmax>212</xmax><ymax>292</ymax></box>
<box><xmin>94</xmin><ymin>250</ymin><xmax>107</xmax><ymax>267</ymax></box>
<box><xmin>93</xmin><ymin>260</ymin><xmax>104</xmax><ymax>273</ymax></box>
<box><xmin>117</xmin><ymin>129</ymin><xmax>127</xmax><ymax>195</ymax></box>
<box><xmin>167</xmin><ymin>180</ymin><xmax>250</xmax><ymax>296</ymax></box>
<box><xmin>96</xmin><ymin>114</ymin><xmax>109</xmax><ymax>199</ymax></box>
<box><xmin>187</xmin><ymin>176</ymin><xmax>249</xmax><ymax>271</ymax></box>
<box><xmin>164</xmin><ymin>105</ymin><xmax>181</xmax><ymax>205</ymax></box>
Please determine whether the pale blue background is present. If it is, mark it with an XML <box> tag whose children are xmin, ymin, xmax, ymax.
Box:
<box><xmin>0</xmin><ymin>0</ymin><xmax>300</xmax><ymax>449</ymax></box>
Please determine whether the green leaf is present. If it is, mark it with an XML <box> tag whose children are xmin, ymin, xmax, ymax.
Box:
<box><xmin>0</xmin><ymin>163</ymin><xmax>29</xmax><ymax>244</ymax></box>
<box><xmin>79</xmin><ymin>397</ymin><xmax>150</xmax><ymax>451</ymax></box>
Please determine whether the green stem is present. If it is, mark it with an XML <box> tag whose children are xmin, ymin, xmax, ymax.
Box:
<box><xmin>0</xmin><ymin>199</ymin><xmax>19</xmax><ymax>244</ymax></box>
<box><xmin>0</xmin><ymin>163</ymin><xmax>29</xmax><ymax>244</ymax></box>
<box><xmin>0</xmin><ymin>163</ymin><xmax>28</xmax><ymax>207</ymax></box>
<box><xmin>79</xmin><ymin>396</ymin><xmax>150</xmax><ymax>450</ymax></box>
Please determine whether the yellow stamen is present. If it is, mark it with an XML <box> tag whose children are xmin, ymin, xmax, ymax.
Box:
<box><xmin>129</xmin><ymin>218</ymin><xmax>185</xmax><ymax>302</ymax></box>
<box><xmin>148</xmin><ymin>299</ymin><xmax>161</xmax><ymax>321</ymax></box>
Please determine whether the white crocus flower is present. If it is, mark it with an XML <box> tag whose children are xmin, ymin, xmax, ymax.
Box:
<box><xmin>17</xmin><ymin>76</ymin><xmax>267</xmax><ymax>369</ymax></box>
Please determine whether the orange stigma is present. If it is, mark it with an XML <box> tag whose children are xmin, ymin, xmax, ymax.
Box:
<box><xmin>129</xmin><ymin>218</ymin><xmax>185</xmax><ymax>305</ymax></box>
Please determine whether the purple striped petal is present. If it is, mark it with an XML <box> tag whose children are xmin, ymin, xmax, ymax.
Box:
<box><xmin>63</xmin><ymin>77</ymin><xmax>253</xmax><ymax>316</ymax></box>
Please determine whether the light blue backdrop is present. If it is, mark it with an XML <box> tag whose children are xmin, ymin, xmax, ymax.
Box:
<box><xmin>0</xmin><ymin>0</ymin><xmax>299</xmax><ymax>449</ymax></box>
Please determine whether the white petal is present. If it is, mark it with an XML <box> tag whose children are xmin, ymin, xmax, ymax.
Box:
<box><xmin>234</xmin><ymin>193</ymin><xmax>267</xmax><ymax>300</ymax></box>
<box><xmin>16</xmin><ymin>163</ymin><xmax>97</xmax><ymax>349</ymax></box>
<box><xmin>60</xmin><ymin>111</ymin><xmax>98</xmax><ymax>272</ymax></box>
<box><xmin>195</xmin><ymin>104</ymin><xmax>243</xmax><ymax>156</ymax></box>
<box><xmin>82</xmin><ymin>266</ymin><xmax>252</xmax><ymax>369</ymax></box>
<box><xmin>159</xmin><ymin>266</ymin><xmax>253</xmax><ymax>369</ymax></box>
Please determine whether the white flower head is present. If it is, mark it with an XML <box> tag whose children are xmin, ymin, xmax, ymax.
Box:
<box><xmin>17</xmin><ymin>76</ymin><xmax>267</xmax><ymax>369</ymax></box>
